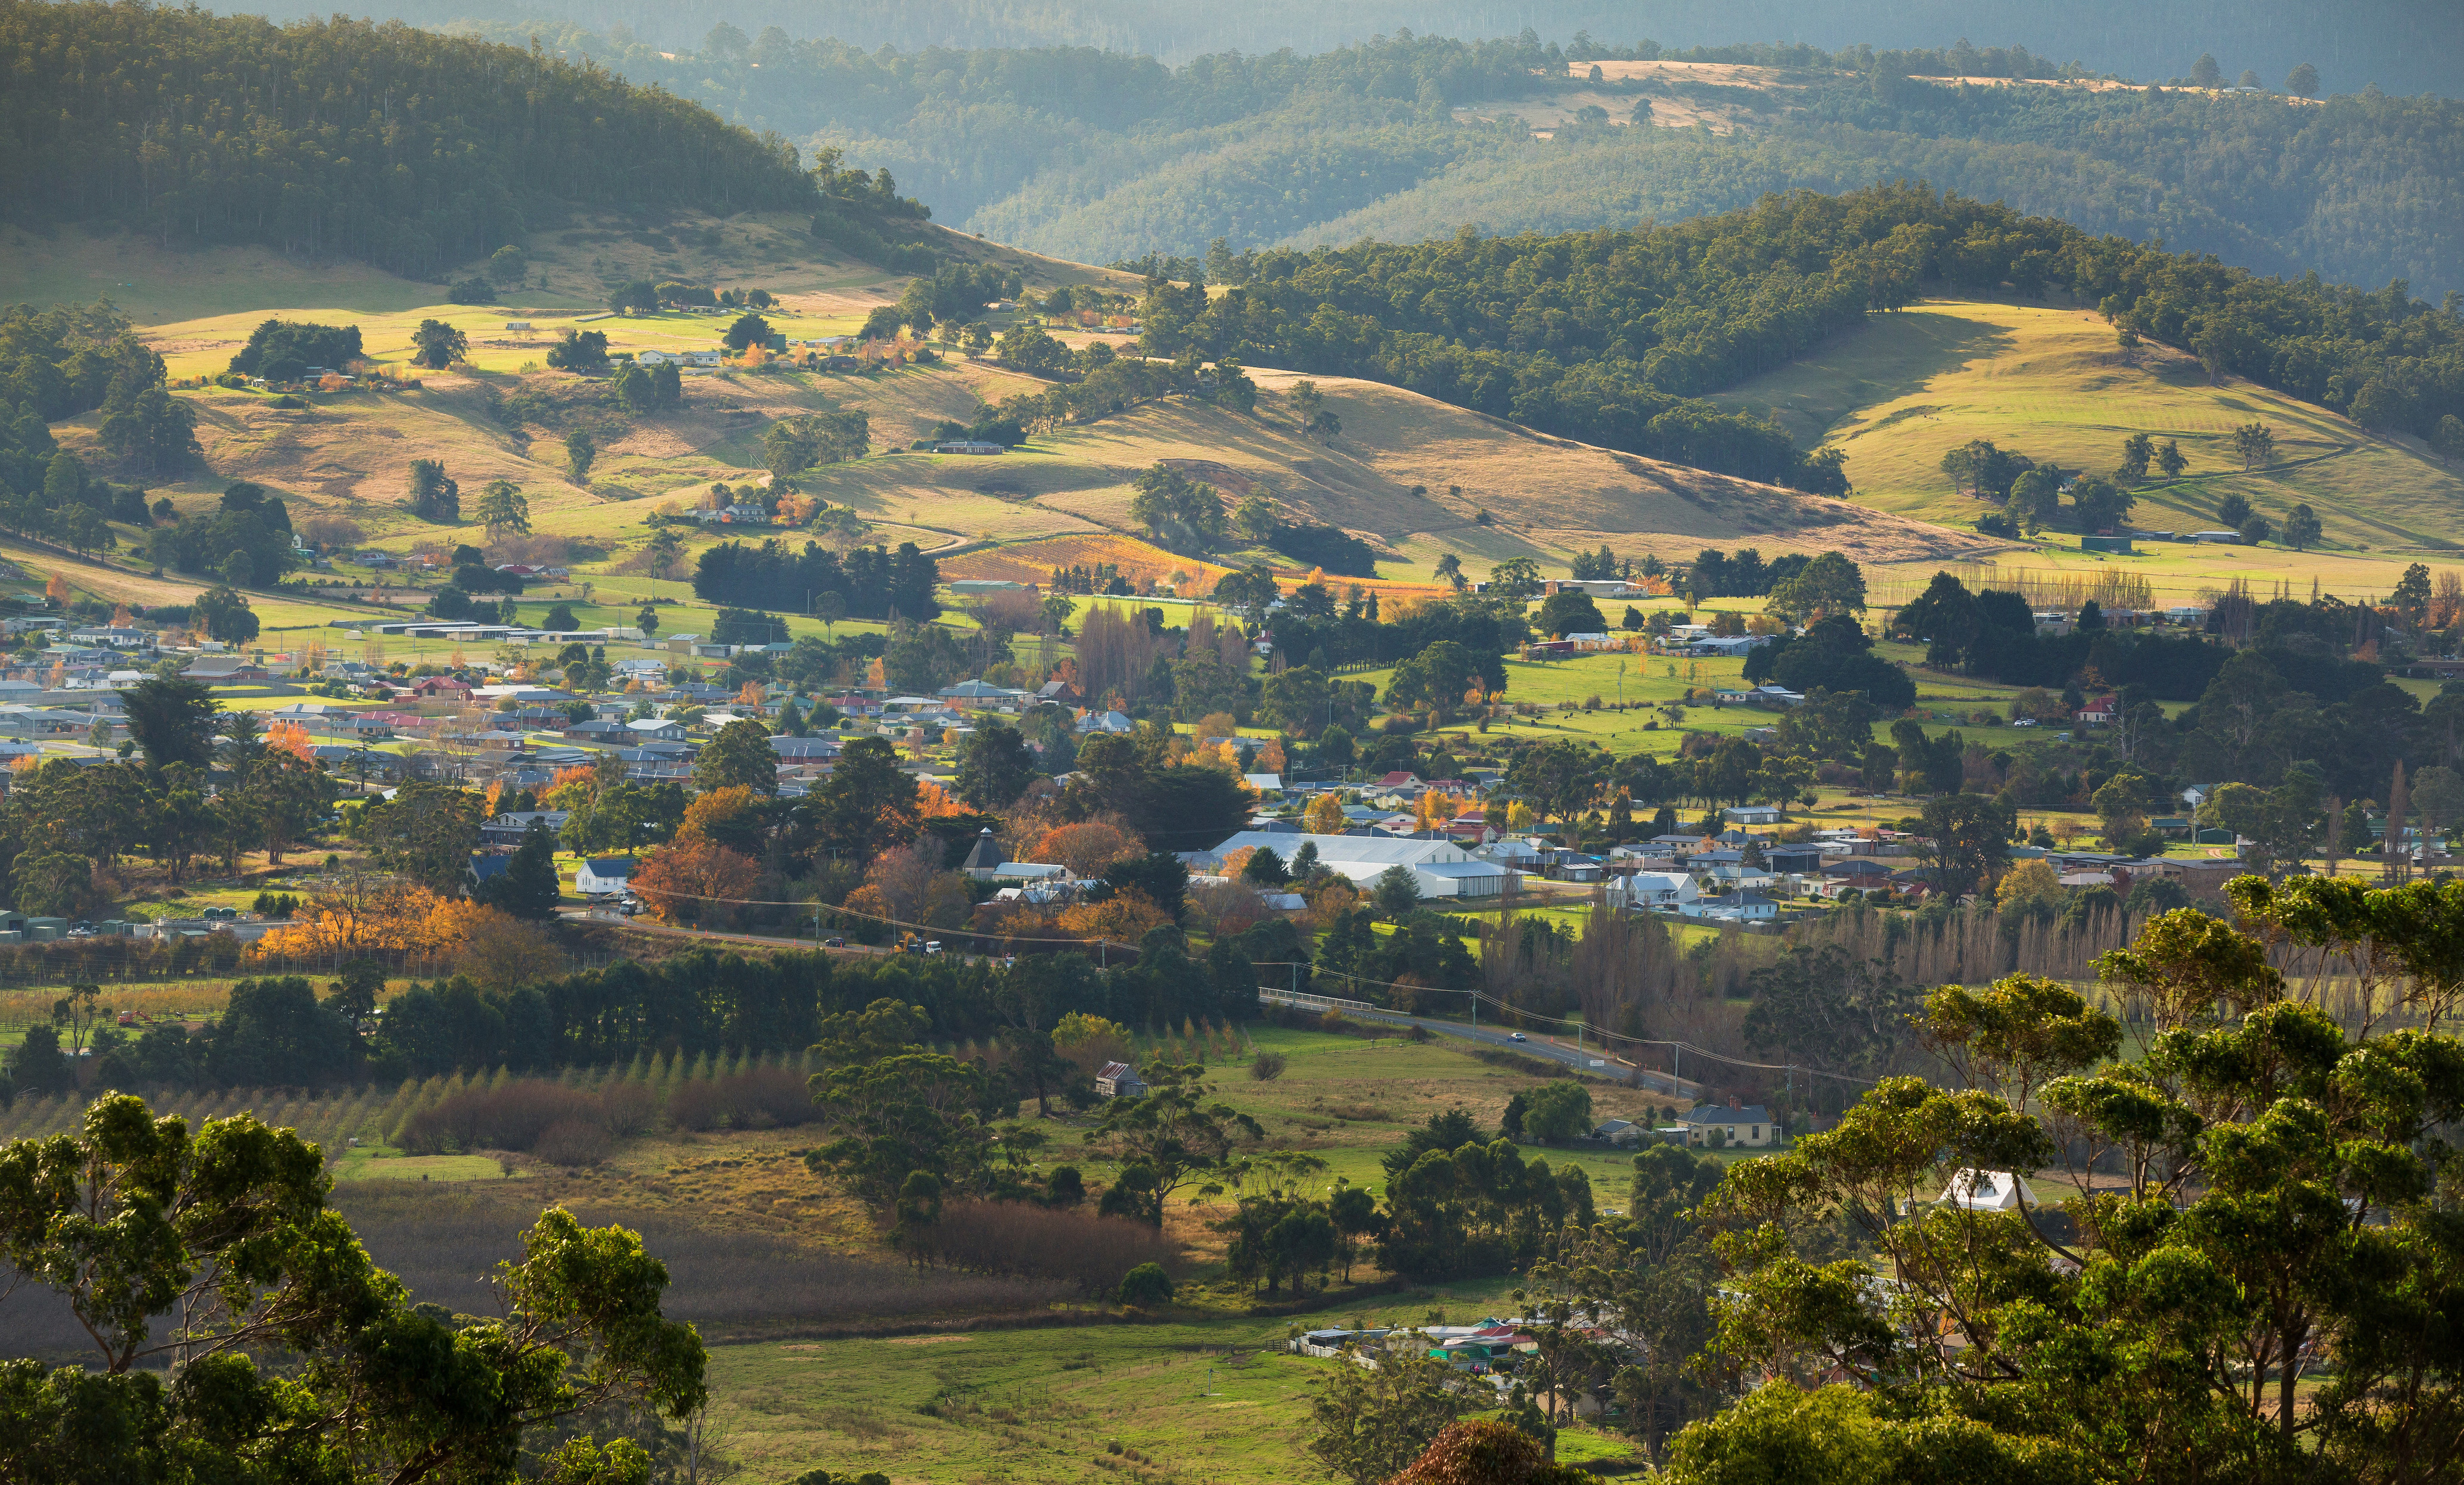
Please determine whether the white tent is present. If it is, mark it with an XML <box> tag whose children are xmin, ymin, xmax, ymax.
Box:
<box><xmin>1938</xmin><ymin>1169</ymin><xmax>2037</xmax><ymax>1212</ymax></box>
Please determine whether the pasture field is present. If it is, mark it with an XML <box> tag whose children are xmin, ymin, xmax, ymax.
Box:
<box><xmin>704</xmin><ymin>1288</ymin><xmax>1647</xmax><ymax>1485</ymax></box>
<box><xmin>1709</xmin><ymin>297</ymin><xmax>2464</xmax><ymax>566</ymax></box>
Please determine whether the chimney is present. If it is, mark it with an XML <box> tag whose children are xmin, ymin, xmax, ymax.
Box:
<box><xmin>1729</xmin><ymin>1095</ymin><xmax>1742</xmax><ymax>1110</ymax></box>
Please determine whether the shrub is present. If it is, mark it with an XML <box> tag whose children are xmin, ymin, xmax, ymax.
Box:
<box><xmin>600</xmin><ymin>1080</ymin><xmax>660</xmax><ymax>1137</ymax></box>
<box><xmin>533</xmin><ymin>1117</ymin><xmax>613</xmax><ymax>1166</ymax></box>
<box><xmin>1522</xmin><ymin>1079</ymin><xmax>1593</xmax><ymax>1144</ymax></box>
<box><xmin>668</xmin><ymin>1066</ymin><xmax>819</xmax><ymax>1131</ymax></box>
<box><xmin>1248</xmin><ymin>1051</ymin><xmax>1288</xmax><ymax>1081</ymax></box>
<box><xmin>398</xmin><ymin>1082</ymin><xmax>599</xmax><ymax>1154</ymax></box>
<box><xmin>1118</xmin><ymin>1262</ymin><xmax>1174</xmax><ymax>1307</ymax></box>
<box><xmin>918</xmin><ymin>1201</ymin><xmax>1176</xmax><ymax>1293</ymax></box>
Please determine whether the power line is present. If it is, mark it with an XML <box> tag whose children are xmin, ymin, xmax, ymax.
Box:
<box><xmin>1248</xmin><ymin>961</ymin><xmax>1877</xmax><ymax>1086</ymax></box>
<box><xmin>612</xmin><ymin>884</ymin><xmax>1149</xmax><ymax>956</ymax></box>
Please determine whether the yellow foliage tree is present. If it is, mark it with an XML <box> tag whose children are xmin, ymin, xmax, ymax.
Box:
<box><xmin>1305</xmin><ymin>793</ymin><xmax>1346</xmax><ymax>834</ymax></box>
<box><xmin>1058</xmin><ymin>888</ymin><xmax>1172</xmax><ymax>943</ymax></box>
<box><xmin>1996</xmin><ymin>858</ymin><xmax>2064</xmax><ymax>909</ymax></box>
<box><xmin>44</xmin><ymin>572</ymin><xmax>67</xmax><ymax>603</ymax></box>
<box><xmin>1505</xmin><ymin>800</ymin><xmax>1536</xmax><ymax>833</ymax></box>
<box><xmin>254</xmin><ymin>880</ymin><xmax>445</xmax><ymax>959</ymax></box>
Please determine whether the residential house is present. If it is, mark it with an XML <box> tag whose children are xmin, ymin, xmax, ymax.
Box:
<box><xmin>69</xmin><ymin>626</ymin><xmax>155</xmax><ymax>651</ymax></box>
<box><xmin>933</xmin><ymin>440</ymin><xmax>1007</xmax><ymax>455</ymax></box>
<box><xmin>1607</xmin><ymin>871</ymin><xmax>1698</xmax><ymax>911</ymax></box>
<box><xmin>1714</xmin><ymin>888</ymin><xmax>1782</xmax><ymax>921</ymax></box>
<box><xmin>1476</xmin><ymin>838</ymin><xmax>1547</xmax><ymax>872</ymax></box>
<box><xmin>938</xmin><ymin>679</ymin><xmax>1028</xmax><ymax>703</ymax></box>
<box><xmin>182</xmin><ymin>656</ymin><xmax>269</xmax><ymax>684</ymax></box>
<box><xmin>1591</xmin><ymin>1120</ymin><xmax>1646</xmax><ymax>1147</ymax></box>
<box><xmin>480</xmin><ymin>811</ymin><xmax>570</xmax><ymax>845</ymax></box>
<box><xmin>1681</xmin><ymin>1100</ymin><xmax>1776</xmax><ymax>1148</ymax></box>
<box><xmin>1820</xmin><ymin>859</ymin><xmax>1892</xmax><ymax>888</ymax></box>
<box><xmin>626</xmin><ymin>717</ymin><xmax>687</xmax><ymax>742</ymax></box>
<box><xmin>1722</xmin><ymin>804</ymin><xmax>1783</xmax><ymax>827</ymax></box>
<box><xmin>1765</xmin><ymin>844</ymin><xmax>1822</xmax><ymax>875</ymax></box>
<box><xmin>769</xmin><ymin>736</ymin><xmax>840</xmax><ymax>762</ymax></box>
<box><xmin>1095</xmin><ymin>1062</ymin><xmax>1147</xmax><ymax>1099</ymax></box>
<box><xmin>575</xmin><ymin>858</ymin><xmax>634</xmax><ymax>896</ymax></box>
<box><xmin>409</xmin><ymin>677</ymin><xmax>474</xmax><ymax>701</ymax></box>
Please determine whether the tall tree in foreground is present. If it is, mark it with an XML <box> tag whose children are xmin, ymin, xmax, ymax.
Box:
<box><xmin>1651</xmin><ymin>879</ymin><xmax>2464</xmax><ymax>1483</ymax></box>
<box><xmin>0</xmin><ymin>1095</ymin><xmax>705</xmax><ymax>1483</ymax></box>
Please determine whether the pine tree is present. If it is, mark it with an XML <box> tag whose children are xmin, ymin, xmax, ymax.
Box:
<box><xmin>476</xmin><ymin>821</ymin><xmax>563</xmax><ymax>920</ymax></box>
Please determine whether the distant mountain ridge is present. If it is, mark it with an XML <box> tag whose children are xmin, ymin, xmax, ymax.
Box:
<box><xmin>216</xmin><ymin>0</ymin><xmax>2463</xmax><ymax>100</ymax></box>
<box><xmin>419</xmin><ymin>23</ymin><xmax>2464</xmax><ymax>297</ymax></box>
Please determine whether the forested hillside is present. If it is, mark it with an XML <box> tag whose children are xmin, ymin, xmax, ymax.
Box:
<box><xmin>1134</xmin><ymin>182</ymin><xmax>2464</xmax><ymax>488</ymax></box>
<box><xmin>439</xmin><ymin>23</ymin><xmax>2464</xmax><ymax>296</ymax></box>
<box><xmin>1304</xmin><ymin>79</ymin><xmax>2464</xmax><ymax>300</ymax></box>
<box><xmin>0</xmin><ymin>0</ymin><xmax>820</xmax><ymax>278</ymax></box>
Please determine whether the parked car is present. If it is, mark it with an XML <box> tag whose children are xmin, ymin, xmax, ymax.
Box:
<box><xmin>822</xmin><ymin>936</ymin><xmax>846</xmax><ymax>948</ymax></box>
<box><xmin>1509</xmin><ymin>1032</ymin><xmax>1528</xmax><ymax>1043</ymax></box>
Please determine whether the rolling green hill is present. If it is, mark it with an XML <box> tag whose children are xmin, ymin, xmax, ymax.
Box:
<box><xmin>1705</xmin><ymin>297</ymin><xmax>2464</xmax><ymax>555</ymax></box>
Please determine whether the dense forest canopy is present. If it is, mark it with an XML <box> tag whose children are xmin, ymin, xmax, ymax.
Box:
<box><xmin>1133</xmin><ymin>181</ymin><xmax>2464</xmax><ymax>483</ymax></box>
<box><xmin>443</xmin><ymin>20</ymin><xmax>2464</xmax><ymax>294</ymax></box>
<box><xmin>0</xmin><ymin>0</ymin><xmax>820</xmax><ymax>278</ymax></box>
<box><xmin>1301</xmin><ymin>74</ymin><xmax>2464</xmax><ymax>300</ymax></box>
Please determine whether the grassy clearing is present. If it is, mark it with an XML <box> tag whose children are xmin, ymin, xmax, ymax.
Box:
<box><xmin>1711</xmin><ymin>297</ymin><xmax>2464</xmax><ymax>566</ymax></box>
<box><xmin>706</xmin><ymin>1261</ymin><xmax>1645</xmax><ymax>1485</ymax></box>
<box><xmin>336</xmin><ymin>1150</ymin><xmax>525</xmax><ymax>1182</ymax></box>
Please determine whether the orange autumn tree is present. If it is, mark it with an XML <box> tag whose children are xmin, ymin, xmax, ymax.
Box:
<box><xmin>1032</xmin><ymin>820</ymin><xmax>1141</xmax><ymax>877</ymax></box>
<box><xmin>914</xmin><ymin>778</ymin><xmax>973</xmax><ymax>820</ymax></box>
<box><xmin>631</xmin><ymin>834</ymin><xmax>760</xmax><ymax>926</ymax></box>
<box><xmin>265</xmin><ymin>720</ymin><xmax>318</xmax><ymax>762</ymax></box>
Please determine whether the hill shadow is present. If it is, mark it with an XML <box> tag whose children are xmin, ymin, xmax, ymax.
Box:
<box><xmin>1712</xmin><ymin>307</ymin><xmax>2017</xmax><ymax>443</ymax></box>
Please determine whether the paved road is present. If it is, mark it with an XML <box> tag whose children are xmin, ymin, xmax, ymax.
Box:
<box><xmin>1258</xmin><ymin>990</ymin><xmax>1701</xmax><ymax>1098</ymax></box>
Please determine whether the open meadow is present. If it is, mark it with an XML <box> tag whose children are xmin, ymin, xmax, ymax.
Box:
<box><xmin>1709</xmin><ymin>297</ymin><xmax>2464</xmax><ymax>568</ymax></box>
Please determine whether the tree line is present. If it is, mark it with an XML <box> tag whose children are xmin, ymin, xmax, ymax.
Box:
<box><xmin>691</xmin><ymin>539</ymin><xmax>942</xmax><ymax>620</ymax></box>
